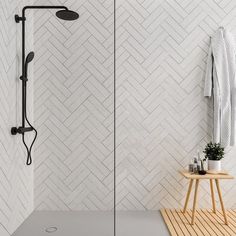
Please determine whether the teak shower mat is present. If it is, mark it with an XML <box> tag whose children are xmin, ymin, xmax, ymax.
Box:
<box><xmin>161</xmin><ymin>209</ymin><xmax>236</xmax><ymax>236</ymax></box>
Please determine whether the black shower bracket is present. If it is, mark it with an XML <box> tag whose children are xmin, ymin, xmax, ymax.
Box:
<box><xmin>15</xmin><ymin>15</ymin><xmax>26</xmax><ymax>23</ymax></box>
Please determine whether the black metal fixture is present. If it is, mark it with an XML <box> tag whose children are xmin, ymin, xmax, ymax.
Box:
<box><xmin>12</xmin><ymin>6</ymin><xmax>79</xmax><ymax>165</ymax></box>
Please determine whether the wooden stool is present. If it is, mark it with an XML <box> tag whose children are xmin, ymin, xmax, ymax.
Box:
<box><xmin>180</xmin><ymin>170</ymin><xmax>234</xmax><ymax>225</ymax></box>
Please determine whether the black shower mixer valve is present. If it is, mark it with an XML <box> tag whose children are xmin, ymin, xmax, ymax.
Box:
<box><xmin>11</xmin><ymin>127</ymin><xmax>33</xmax><ymax>135</ymax></box>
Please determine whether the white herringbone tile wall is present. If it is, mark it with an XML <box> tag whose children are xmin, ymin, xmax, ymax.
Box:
<box><xmin>33</xmin><ymin>0</ymin><xmax>114</xmax><ymax>211</ymax></box>
<box><xmin>33</xmin><ymin>0</ymin><xmax>236</xmax><ymax>211</ymax></box>
<box><xmin>116</xmin><ymin>0</ymin><xmax>236</xmax><ymax>210</ymax></box>
<box><xmin>0</xmin><ymin>0</ymin><xmax>34</xmax><ymax>235</ymax></box>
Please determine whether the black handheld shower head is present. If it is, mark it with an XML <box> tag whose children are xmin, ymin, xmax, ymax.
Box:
<box><xmin>25</xmin><ymin>51</ymin><xmax>34</xmax><ymax>64</ymax></box>
<box><xmin>24</xmin><ymin>51</ymin><xmax>34</xmax><ymax>78</ymax></box>
<box><xmin>56</xmin><ymin>9</ymin><xmax>79</xmax><ymax>21</ymax></box>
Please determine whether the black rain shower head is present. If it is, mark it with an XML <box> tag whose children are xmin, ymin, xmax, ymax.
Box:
<box><xmin>56</xmin><ymin>9</ymin><xmax>79</xmax><ymax>21</ymax></box>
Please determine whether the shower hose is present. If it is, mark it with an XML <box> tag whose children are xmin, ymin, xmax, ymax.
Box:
<box><xmin>22</xmin><ymin>82</ymin><xmax>37</xmax><ymax>165</ymax></box>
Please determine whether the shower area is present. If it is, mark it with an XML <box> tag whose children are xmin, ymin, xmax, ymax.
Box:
<box><xmin>1</xmin><ymin>0</ymin><xmax>169</xmax><ymax>234</ymax></box>
<box><xmin>2</xmin><ymin>0</ymin><xmax>117</xmax><ymax>235</ymax></box>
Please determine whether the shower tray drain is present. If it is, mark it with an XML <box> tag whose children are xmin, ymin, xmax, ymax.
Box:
<box><xmin>45</xmin><ymin>226</ymin><xmax>58</xmax><ymax>233</ymax></box>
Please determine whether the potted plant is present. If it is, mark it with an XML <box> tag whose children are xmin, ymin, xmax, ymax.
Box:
<box><xmin>203</xmin><ymin>142</ymin><xmax>224</xmax><ymax>172</ymax></box>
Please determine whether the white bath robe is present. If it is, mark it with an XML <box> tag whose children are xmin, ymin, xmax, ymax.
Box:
<box><xmin>204</xmin><ymin>27</ymin><xmax>236</xmax><ymax>147</ymax></box>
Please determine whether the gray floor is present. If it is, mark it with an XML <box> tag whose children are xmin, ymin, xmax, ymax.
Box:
<box><xmin>12</xmin><ymin>211</ymin><xmax>169</xmax><ymax>236</ymax></box>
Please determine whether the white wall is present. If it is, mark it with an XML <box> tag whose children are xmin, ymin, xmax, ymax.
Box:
<box><xmin>0</xmin><ymin>0</ymin><xmax>34</xmax><ymax>235</ymax></box>
<box><xmin>33</xmin><ymin>0</ymin><xmax>236</xmax><ymax>211</ymax></box>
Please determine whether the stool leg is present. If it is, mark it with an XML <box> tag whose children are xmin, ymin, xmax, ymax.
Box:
<box><xmin>183</xmin><ymin>179</ymin><xmax>193</xmax><ymax>213</ymax></box>
<box><xmin>210</xmin><ymin>179</ymin><xmax>216</xmax><ymax>213</ymax></box>
<box><xmin>191</xmin><ymin>179</ymin><xmax>199</xmax><ymax>225</ymax></box>
<box><xmin>215</xmin><ymin>179</ymin><xmax>228</xmax><ymax>225</ymax></box>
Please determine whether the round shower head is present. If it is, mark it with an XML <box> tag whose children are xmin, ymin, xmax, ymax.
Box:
<box><xmin>25</xmin><ymin>51</ymin><xmax>34</xmax><ymax>64</ymax></box>
<box><xmin>56</xmin><ymin>9</ymin><xmax>79</xmax><ymax>21</ymax></box>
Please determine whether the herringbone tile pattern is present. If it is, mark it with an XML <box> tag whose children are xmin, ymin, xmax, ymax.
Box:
<box><xmin>116</xmin><ymin>0</ymin><xmax>236</xmax><ymax>210</ymax></box>
<box><xmin>34</xmin><ymin>0</ymin><xmax>114</xmax><ymax>211</ymax></box>
<box><xmin>0</xmin><ymin>0</ymin><xmax>34</xmax><ymax>235</ymax></box>
<box><xmin>33</xmin><ymin>0</ymin><xmax>236</xmax><ymax>212</ymax></box>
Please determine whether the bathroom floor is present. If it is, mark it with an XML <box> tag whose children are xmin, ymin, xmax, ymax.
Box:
<box><xmin>12</xmin><ymin>211</ymin><xmax>169</xmax><ymax>236</ymax></box>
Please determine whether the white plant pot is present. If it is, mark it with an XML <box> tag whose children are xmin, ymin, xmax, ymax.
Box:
<box><xmin>208</xmin><ymin>160</ymin><xmax>221</xmax><ymax>172</ymax></box>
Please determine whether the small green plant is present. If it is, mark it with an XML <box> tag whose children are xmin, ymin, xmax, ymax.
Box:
<box><xmin>203</xmin><ymin>142</ymin><xmax>224</xmax><ymax>161</ymax></box>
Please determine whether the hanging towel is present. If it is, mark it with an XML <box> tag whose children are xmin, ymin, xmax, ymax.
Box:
<box><xmin>204</xmin><ymin>27</ymin><xmax>236</xmax><ymax>147</ymax></box>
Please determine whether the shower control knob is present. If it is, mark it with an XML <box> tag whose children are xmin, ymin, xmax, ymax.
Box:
<box><xmin>11</xmin><ymin>126</ymin><xmax>33</xmax><ymax>135</ymax></box>
<box><xmin>11</xmin><ymin>127</ymin><xmax>18</xmax><ymax>135</ymax></box>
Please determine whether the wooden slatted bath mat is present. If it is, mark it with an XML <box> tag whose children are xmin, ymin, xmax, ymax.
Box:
<box><xmin>161</xmin><ymin>209</ymin><xmax>236</xmax><ymax>236</ymax></box>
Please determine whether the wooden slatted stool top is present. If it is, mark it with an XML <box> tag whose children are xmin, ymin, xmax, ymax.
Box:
<box><xmin>180</xmin><ymin>170</ymin><xmax>234</xmax><ymax>179</ymax></box>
